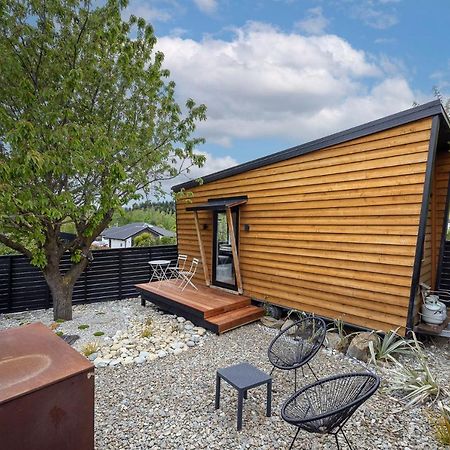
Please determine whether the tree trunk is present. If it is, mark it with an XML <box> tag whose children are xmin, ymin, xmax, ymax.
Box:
<box><xmin>42</xmin><ymin>228</ymin><xmax>90</xmax><ymax>321</ymax></box>
<box><xmin>45</xmin><ymin>272</ymin><xmax>75</xmax><ymax>321</ymax></box>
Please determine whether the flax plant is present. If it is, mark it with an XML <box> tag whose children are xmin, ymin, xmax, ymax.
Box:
<box><xmin>368</xmin><ymin>328</ymin><xmax>415</xmax><ymax>365</ymax></box>
<box><xmin>388</xmin><ymin>333</ymin><xmax>448</xmax><ymax>407</ymax></box>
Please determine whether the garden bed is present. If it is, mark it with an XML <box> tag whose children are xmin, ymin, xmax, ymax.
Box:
<box><xmin>0</xmin><ymin>298</ymin><xmax>208</xmax><ymax>368</ymax></box>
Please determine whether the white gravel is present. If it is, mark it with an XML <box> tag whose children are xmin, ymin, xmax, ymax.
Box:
<box><xmin>1</xmin><ymin>301</ymin><xmax>449</xmax><ymax>449</ymax></box>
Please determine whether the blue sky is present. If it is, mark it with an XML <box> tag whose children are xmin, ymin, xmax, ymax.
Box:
<box><xmin>124</xmin><ymin>0</ymin><xmax>450</xmax><ymax>180</ymax></box>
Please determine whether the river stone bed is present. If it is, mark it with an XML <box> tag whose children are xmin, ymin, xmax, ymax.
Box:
<box><xmin>0</xmin><ymin>298</ymin><xmax>208</xmax><ymax>368</ymax></box>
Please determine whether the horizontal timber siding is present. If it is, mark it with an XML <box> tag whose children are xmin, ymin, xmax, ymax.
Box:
<box><xmin>177</xmin><ymin>118</ymin><xmax>434</xmax><ymax>332</ymax></box>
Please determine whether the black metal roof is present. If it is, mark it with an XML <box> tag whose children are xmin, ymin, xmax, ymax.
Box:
<box><xmin>173</xmin><ymin>100</ymin><xmax>448</xmax><ymax>192</ymax></box>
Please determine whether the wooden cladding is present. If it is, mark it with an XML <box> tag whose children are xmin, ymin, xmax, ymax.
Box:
<box><xmin>177</xmin><ymin>118</ymin><xmax>437</xmax><ymax>332</ymax></box>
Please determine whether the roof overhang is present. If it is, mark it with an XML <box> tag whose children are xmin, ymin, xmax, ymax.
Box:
<box><xmin>173</xmin><ymin>100</ymin><xmax>449</xmax><ymax>192</ymax></box>
<box><xmin>185</xmin><ymin>196</ymin><xmax>248</xmax><ymax>211</ymax></box>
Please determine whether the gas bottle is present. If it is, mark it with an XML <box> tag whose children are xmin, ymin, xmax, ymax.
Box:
<box><xmin>421</xmin><ymin>294</ymin><xmax>446</xmax><ymax>325</ymax></box>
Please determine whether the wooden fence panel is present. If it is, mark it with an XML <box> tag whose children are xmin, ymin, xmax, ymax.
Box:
<box><xmin>0</xmin><ymin>245</ymin><xmax>177</xmax><ymax>313</ymax></box>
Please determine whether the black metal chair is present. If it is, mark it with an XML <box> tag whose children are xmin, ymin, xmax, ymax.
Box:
<box><xmin>268</xmin><ymin>317</ymin><xmax>326</xmax><ymax>391</ymax></box>
<box><xmin>281</xmin><ymin>372</ymin><xmax>380</xmax><ymax>449</ymax></box>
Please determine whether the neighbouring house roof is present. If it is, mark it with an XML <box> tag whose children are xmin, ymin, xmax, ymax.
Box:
<box><xmin>172</xmin><ymin>100</ymin><xmax>450</xmax><ymax>192</ymax></box>
<box><xmin>101</xmin><ymin>223</ymin><xmax>175</xmax><ymax>240</ymax></box>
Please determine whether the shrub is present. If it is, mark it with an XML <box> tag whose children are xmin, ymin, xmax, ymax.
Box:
<box><xmin>81</xmin><ymin>342</ymin><xmax>100</xmax><ymax>357</ymax></box>
<box><xmin>134</xmin><ymin>232</ymin><xmax>157</xmax><ymax>247</ymax></box>
<box><xmin>159</xmin><ymin>236</ymin><xmax>176</xmax><ymax>245</ymax></box>
<box><xmin>55</xmin><ymin>331</ymin><xmax>64</xmax><ymax>337</ymax></box>
<box><xmin>93</xmin><ymin>331</ymin><xmax>104</xmax><ymax>337</ymax></box>
<box><xmin>78</xmin><ymin>324</ymin><xmax>89</xmax><ymax>330</ymax></box>
<box><xmin>55</xmin><ymin>319</ymin><xmax>65</xmax><ymax>324</ymax></box>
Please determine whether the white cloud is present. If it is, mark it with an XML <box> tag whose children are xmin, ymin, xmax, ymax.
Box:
<box><xmin>295</xmin><ymin>7</ymin><xmax>329</xmax><ymax>35</ymax></box>
<box><xmin>169</xmin><ymin>27</ymin><xmax>189</xmax><ymax>37</ymax></box>
<box><xmin>157</xmin><ymin>21</ymin><xmax>417</xmax><ymax>149</ymax></box>
<box><xmin>156</xmin><ymin>152</ymin><xmax>238</xmax><ymax>195</ymax></box>
<box><xmin>123</xmin><ymin>3</ymin><xmax>172</xmax><ymax>23</ymax></box>
<box><xmin>123</xmin><ymin>0</ymin><xmax>184</xmax><ymax>24</ymax></box>
<box><xmin>354</xmin><ymin>7</ymin><xmax>398</xmax><ymax>29</ymax></box>
<box><xmin>374</xmin><ymin>37</ymin><xmax>395</xmax><ymax>44</ymax></box>
<box><xmin>193</xmin><ymin>0</ymin><xmax>218</xmax><ymax>14</ymax></box>
<box><xmin>344</xmin><ymin>0</ymin><xmax>400</xmax><ymax>29</ymax></box>
<box><xmin>181</xmin><ymin>151</ymin><xmax>237</xmax><ymax>180</ymax></box>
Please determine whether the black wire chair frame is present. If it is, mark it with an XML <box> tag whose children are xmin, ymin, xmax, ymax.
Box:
<box><xmin>268</xmin><ymin>317</ymin><xmax>326</xmax><ymax>391</ymax></box>
<box><xmin>281</xmin><ymin>372</ymin><xmax>380</xmax><ymax>449</ymax></box>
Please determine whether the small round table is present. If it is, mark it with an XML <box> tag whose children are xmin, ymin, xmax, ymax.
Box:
<box><xmin>148</xmin><ymin>259</ymin><xmax>171</xmax><ymax>283</ymax></box>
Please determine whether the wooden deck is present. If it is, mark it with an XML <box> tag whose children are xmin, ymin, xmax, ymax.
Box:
<box><xmin>135</xmin><ymin>281</ymin><xmax>264</xmax><ymax>334</ymax></box>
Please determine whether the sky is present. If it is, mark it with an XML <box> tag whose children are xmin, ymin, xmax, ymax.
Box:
<box><xmin>123</xmin><ymin>0</ymin><xmax>450</xmax><ymax>184</ymax></box>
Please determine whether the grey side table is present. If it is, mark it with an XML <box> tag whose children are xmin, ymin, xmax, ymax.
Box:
<box><xmin>215</xmin><ymin>362</ymin><xmax>272</xmax><ymax>431</ymax></box>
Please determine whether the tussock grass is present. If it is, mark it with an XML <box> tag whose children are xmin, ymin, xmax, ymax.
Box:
<box><xmin>81</xmin><ymin>341</ymin><xmax>100</xmax><ymax>357</ymax></box>
<box><xmin>140</xmin><ymin>325</ymin><xmax>152</xmax><ymax>338</ymax></box>
<box><xmin>435</xmin><ymin>403</ymin><xmax>450</xmax><ymax>445</ymax></box>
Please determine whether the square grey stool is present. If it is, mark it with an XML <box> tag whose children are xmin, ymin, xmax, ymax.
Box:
<box><xmin>215</xmin><ymin>362</ymin><xmax>272</xmax><ymax>431</ymax></box>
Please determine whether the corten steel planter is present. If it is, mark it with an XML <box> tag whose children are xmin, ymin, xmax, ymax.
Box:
<box><xmin>0</xmin><ymin>323</ymin><xmax>95</xmax><ymax>450</ymax></box>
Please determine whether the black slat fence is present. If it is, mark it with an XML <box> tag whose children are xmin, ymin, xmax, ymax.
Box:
<box><xmin>0</xmin><ymin>245</ymin><xmax>177</xmax><ymax>313</ymax></box>
<box><xmin>437</xmin><ymin>240</ymin><xmax>450</xmax><ymax>304</ymax></box>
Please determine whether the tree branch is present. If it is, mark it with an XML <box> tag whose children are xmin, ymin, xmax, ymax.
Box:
<box><xmin>0</xmin><ymin>234</ymin><xmax>32</xmax><ymax>258</ymax></box>
<box><xmin>63</xmin><ymin>258</ymin><xmax>88</xmax><ymax>285</ymax></box>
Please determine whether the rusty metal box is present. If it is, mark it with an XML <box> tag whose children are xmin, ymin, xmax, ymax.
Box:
<box><xmin>0</xmin><ymin>322</ymin><xmax>95</xmax><ymax>450</ymax></box>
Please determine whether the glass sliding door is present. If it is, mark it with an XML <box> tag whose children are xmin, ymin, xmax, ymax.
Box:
<box><xmin>212</xmin><ymin>209</ymin><xmax>238</xmax><ymax>290</ymax></box>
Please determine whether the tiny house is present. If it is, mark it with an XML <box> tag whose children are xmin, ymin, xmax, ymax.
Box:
<box><xmin>173</xmin><ymin>101</ymin><xmax>450</xmax><ymax>333</ymax></box>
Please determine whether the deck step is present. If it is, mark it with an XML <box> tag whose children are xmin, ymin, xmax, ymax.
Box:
<box><xmin>208</xmin><ymin>305</ymin><xmax>265</xmax><ymax>334</ymax></box>
<box><xmin>204</xmin><ymin>297</ymin><xmax>251</xmax><ymax>318</ymax></box>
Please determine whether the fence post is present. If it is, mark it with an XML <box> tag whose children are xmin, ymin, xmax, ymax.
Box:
<box><xmin>84</xmin><ymin>265</ymin><xmax>88</xmax><ymax>303</ymax></box>
<box><xmin>7</xmin><ymin>256</ymin><xmax>13</xmax><ymax>312</ymax></box>
<box><xmin>118</xmin><ymin>250</ymin><xmax>123</xmax><ymax>299</ymax></box>
<box><xmin>148</xmin><ymin>246</ymin><xmax>153</xmax><ymax>279</ymax></box>
<box><xmin>45</xmin><ymin>282</ymin><xmax>51</xmax><ymax>309</ymax></box>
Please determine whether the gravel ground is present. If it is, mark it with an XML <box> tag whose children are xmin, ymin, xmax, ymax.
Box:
<box><xmin>94</xmin><ymin>321</ymin><xmax>449</xmax><ymax>449</ymax></box>
<box><xmin>1</xmin><ymin>301</ymin><xmax>449</xmax><ymax>449</ymax></box>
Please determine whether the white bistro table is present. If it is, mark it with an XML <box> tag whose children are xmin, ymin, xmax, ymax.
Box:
<box><xmin>148</xmin><ymin>259</ymin><xmax>171</xmax><ymax>283</ymax></box>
